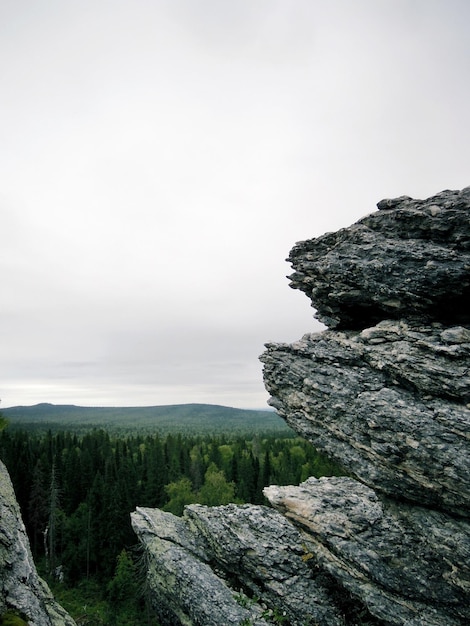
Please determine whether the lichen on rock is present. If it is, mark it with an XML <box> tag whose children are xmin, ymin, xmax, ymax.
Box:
<box><xmin>131</xmin><ymin>503</ymin><xmax>345</xmax><ymax>626</ymax></box>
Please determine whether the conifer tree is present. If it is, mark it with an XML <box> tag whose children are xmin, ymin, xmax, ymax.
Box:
<box><xmin>28</xmin><ymin>459</ymin><xmax>48</xmax><ymax>556</ymax></box>
<box><xmin>107</xmin><ymin>549</ymin><xmax>141</xmax><ymax>625</ymax></box>
<box><xmin>46</xmin><ymin>463</ymin><xmax>60</xmax><ymax>575</ymax></box>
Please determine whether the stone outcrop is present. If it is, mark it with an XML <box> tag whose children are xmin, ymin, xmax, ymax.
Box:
<box><xmin>0</xmin><ymin>460</ymin><xmax>76</xmax><ymax>626</ymax></box>
<box><xmin>133</xmin><ymin>187</ymin><xmax>470</xmax><ymax>625</ymax></box>
<box><xmin>265</xmin><ymin>477</ymin><xmax>469</xmax><ymax>626</ymax></box>
<box><xmin>131</xmin><ymin>504</ymin><xmax>347</xmax><ymax>626</ymax></box>
<box><xmin>261</xmin><ymin>320</ymin><xmax>470</xmax><ymax>517</ymax></box>
<box><xmin>287</xmin><ymin>187</ymin><xmax>470</xmax><ymax>329</ymax></box>
<box><xmin>260</xmin><ymin>187</ymin><xmax>470</xmax><ymax>625</ymax></box>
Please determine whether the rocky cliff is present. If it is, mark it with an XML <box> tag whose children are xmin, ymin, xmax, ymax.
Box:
<box><xmin>0</xmin><ymin>460</ymin><xmax>76</xmax><ymax>626</ymax></box>
<box><xmin>132</xmin><ymin>187</ymin><xmax>470</xmax><ymax>625</ymax></box>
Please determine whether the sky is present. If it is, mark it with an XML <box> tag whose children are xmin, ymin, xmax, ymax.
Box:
<box><xmin>1</xmin><ymin>0</ymin><xmax>469</xmax><ymax>409</ymax></box>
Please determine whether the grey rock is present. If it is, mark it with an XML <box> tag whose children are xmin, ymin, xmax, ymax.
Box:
<box><xmin>259</xmin><ymin>188</ymin><xmax>470</xmax><ymax>624</ymax></box>
<box><xmin>133</xmin><ymin>187</ymin><xmax>470</xmax><ymax>626</ymax></box>
<box><xmin>131</xmin><ymin>503</ymin><xmax>345</xmax><ymax>626</ymax></box>
<box><xmin>0</xmin><ymin>461</ymin><xmax>76</xmax><ymax>626</ymax></box>
<box><xmin>287</xmin><ymin>187</ymin><xmax>470</xmax><ymax>329</ymax></box>
<box><xmin>265</xmin><ymin>477</ymin><xmax>470</xmax><ymax>626</ymax></box>
<box><xmin>260</xmin><ymin>320</ymin><xmax>470</xmax><ymax>516</ymax></box>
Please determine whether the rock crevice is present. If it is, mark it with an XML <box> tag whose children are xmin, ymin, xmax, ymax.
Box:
<box><xmin>265</xmin><ymin>477</ymin><xmax>469</xmax><ymax>626</ymax></box>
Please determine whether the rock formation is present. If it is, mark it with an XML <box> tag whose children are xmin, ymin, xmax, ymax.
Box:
<box><xmin>132</xmin><ymin>187</ymin><xmax>470</xmax><ymax>625</ymax></box>
<box><xmin>265</xmin><ymin>477</ymin><xmax>469</xmax><ymax>626</ymax></box>
<box><xmin>261</xmin><ymin>187</ymin><xmax>470</xmax><ymax>625</ymax></box>
<box><xmin>262</xmin><ymin>320</ymin><xmax>469</xmax><ymax>517</ymax></box>
<box><xmin>0</xmin><ymin>460</ymin><xmax>76</xmax><ymax>626</ymax></box>
<box><xmin>287</xmin><ymin>187</ymin><xmax>470</xmax><ymax>329</ymax></box>
<box><xmin>131</xmin><ymin>504</ymin><xmax>346</xmax><ymax>625</ymax></box>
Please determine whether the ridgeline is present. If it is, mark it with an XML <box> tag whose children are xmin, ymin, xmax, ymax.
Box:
<box><xmin>2</xmin><ymin>402</ymin><xmax>290</xmax><ymax>435</ymax></box>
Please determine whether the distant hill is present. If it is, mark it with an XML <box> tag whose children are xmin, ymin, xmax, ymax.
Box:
<box><xmin>2</xmin><ymin>402</ymin><xmax>291</xmax><ymax>435</ymax></box>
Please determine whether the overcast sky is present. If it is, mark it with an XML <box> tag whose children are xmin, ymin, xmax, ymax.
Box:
<box><xmin>1</xmin><ymin>0</ymin><xmax>469</xmax><ymax>409</ymax></box>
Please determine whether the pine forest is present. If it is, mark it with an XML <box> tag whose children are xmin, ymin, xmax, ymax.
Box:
<box><xmin>0</xmin><ymin>423</ymin><xmax>343</xmax><ymax>625</ymax></box>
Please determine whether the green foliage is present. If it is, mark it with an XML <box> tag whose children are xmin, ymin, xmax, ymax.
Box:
<box><xmin>0</xmin><ymin>426</ymin><xmax>344</xmax><ymax>626</ymax></box>
<box><xmin>48</xmin><ymin>577</ymin><xmax>109</xmax><ymax>625</ymax></box>
<box><xmin>233</xmin><ymin>591</ymin><xmax>253</xmax><ymax>608</ymax></box>
<box><xmin>0</xmin><ymin>612</ymin><xmax>28</xmax><ymax>626</ymax></box>
<box><xmin>106</xmin><ymin>549</ymin><xmax>142</xmax><ymax>625</ymax></box>
<box><xmin>107</xmin><ymin>549</ymin><xmax>139</xmax><ymax>602</ymax></box>
<box><xmin>261</xmin><ymin>607</ymin><xmax>288</xmax><ymax>623</ymax></box>
<box><xmin>198</xmin><ymin>463</ymin><xmax>237</xmax><ymax>506</ymax></box>
<box><xmin>163</xmin><ymin>477</ymin><xmax>197</xmax><ymax>516</ymax></box>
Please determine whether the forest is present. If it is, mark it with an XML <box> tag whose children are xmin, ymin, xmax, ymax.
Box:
<box><xmin>0</xmin><ymin>422</ymin><xmax>343</xmax><ymax>625</ymax></box>
<box><xmin>2</xmin><ymin>402</ymin><xmax>289</xmax><ymax>435</ymax></box>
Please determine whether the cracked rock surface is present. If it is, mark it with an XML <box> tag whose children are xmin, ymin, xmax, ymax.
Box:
<box><xmin>131</xmin><ymin>503</ymin><xmax>345</xmax><ymax>626</ymax></box>
<box><xmin>260</xmin><ymin>188</ymin><xmax>470</xmax><ymax>625</ymax></box>
<box><xmin>265</xmin><ymin>477</ymin><xmax>470</xmax><ymax>626</ymax></box>
<box><xmin>287</xmin><ymin>187</ymin><xmax>470</xmax><ymax>329</ymax></box>
<box><xmin>260</xmin><ymin>320</ymin><xmax>470</xmax><ymax>516</ymax></box>
<box><xmin>0</xmin><ymin>461</ymin><xmax>76</xmax><ymax>626</ymax></box>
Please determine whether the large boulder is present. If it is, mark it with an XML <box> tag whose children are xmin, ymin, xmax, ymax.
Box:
<box><xmin>0</xmin><ymin>460</ymin><xmax>76</xmax><ymax>626</ymax></box>
<box><xmin>131</xmin><ymin>503</ymin><xmax>345</xmax><ymax>626</ymax></box>
<box><xmin>287</xmin><ymin>187</ymin><xmax>470</xmax><ymax>329</ymax></box>
<box><xmin>259</xmin><ymin>187</ymin><xmax>470</xmax><ymax>625</ymax></box>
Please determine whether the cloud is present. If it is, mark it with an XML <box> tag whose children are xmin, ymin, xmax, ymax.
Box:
<box><xmin>1</xmin><ymin>0</ymin><xmax>469</xmax><ymax>408</ymax></box>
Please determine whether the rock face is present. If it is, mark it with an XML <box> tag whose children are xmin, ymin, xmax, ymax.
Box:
<box><xmin>131</xmin><ymin>504</ymin><xmax>346</xmax><ymax>626</ymax></box>
<box><xmin>0</xmin><ymin>460</ymin><xmax>76</xmax><ymax>626</ymax></box>
<box><xmin>265</xmin><ymin>477</ymin><xmax>469</xmax><ymax>626</ymax></box>
<box><xmin>261</xmin><ymin>320</ymin><xmax>470</xmax><ymax>517</ymax></box>
<box><xmin>261</xmin><ymin>187</ymin><xmax>470</xmax><ymax>624</ymax></box>
<box><xmin>287</xmin><ymin>187</ymin><xmax>470</xmax><ymax>329</ymax></box>
<box><xmin>133</xmin><ymin>187</ymin><xmax>470</xmax><ymax>625</ymax></box>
